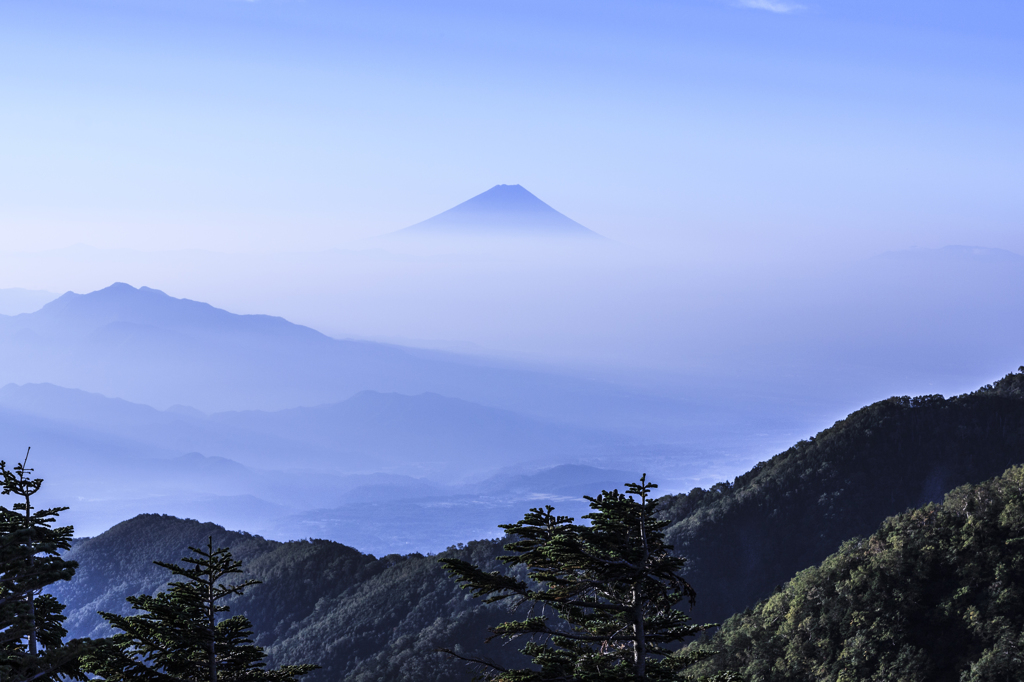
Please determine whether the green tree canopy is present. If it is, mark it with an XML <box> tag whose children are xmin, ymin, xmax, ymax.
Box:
<box><xmin>441</xmin><ymin>475</ymin><xmax>725</xmax><ymax>681</ymax></box>
<box><xmin>0</xmin><ymin>448</ymin><xmax>90</xmax><ymax>681</ymax></box>
<box><xmin>83</xmin><ymin>538</ymin><xmax>318</xmax><ymax>682</ymax></box>
<box><xmin>688</xmin><ymin>463</ymin><xmax>1024</xmax><ymax>682</ymax></box>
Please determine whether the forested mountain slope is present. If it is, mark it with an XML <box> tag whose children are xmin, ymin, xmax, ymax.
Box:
<box><xmin>51</xmin><ymin>514</ymin><xmax>521</xmax><ymax>682</ymax></box>
<box><xmin>688</xmin><ymin>464</ymin><xmax>1024</xmax><ymax>681</ymax></box>
<box><xmin>660</xmin><ymin>369</ymin><xmax>1024</xmax><ymax>625</ymax></box>
<box><xmin>49</xmin><ymin>370</ymin><xmax>1024</xmax><ymax>682</ymax></box>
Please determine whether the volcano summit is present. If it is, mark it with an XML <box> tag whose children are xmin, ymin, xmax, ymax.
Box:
<box><xmin>392</xmin><ymin>185</ymin><xmax>601</xmax><ymax>238</ymax></box>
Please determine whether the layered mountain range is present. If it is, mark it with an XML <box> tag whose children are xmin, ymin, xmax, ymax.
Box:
<box><xmin>48</xmin><ymin>369</ymin><xmax>1024</xmax><ymax>682</ymax></box>
<box><xmin>0</xmin><ymin>377</ymin><xmax>661</xmax><ymax>552</ymax></box>
<box><xmin>0</xmin><ymin>283</ymin><xmax>724</xmax><ymax>552</ymax></box>
<box><xmin>0</xmin><ymin>282</ymin><xmax>682</xmax><ymax>432</ymax></box>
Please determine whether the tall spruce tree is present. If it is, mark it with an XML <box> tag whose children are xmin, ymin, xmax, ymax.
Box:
<box><xmin>441</xmin><ymin>475</ymin><xmax>727</xmax><ymax>681</ymax></box>
<box><xmin>0</xmin><ymin>448</ymin><xmax>90</xmax><ymax>681</ymax></box>
<box><xmin>83</xmin><ymin>538</ymin><xmax>318</xmax><ymax>682</ymax></box>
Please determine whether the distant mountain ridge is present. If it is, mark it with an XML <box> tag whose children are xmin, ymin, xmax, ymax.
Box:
<box><xmin>17</xmin><ymin>283</ymin><xmax>326</xmax><ymax>347</ymax></box>
<box><xmin>392</xmin><ymin>184</ymin><xmax>601</xmax><ymax>238</ymax></box>
<box><xmin>0</xmin><ymin>382</ymin><xmax>631</xmax><ymax>475</ymax></box>
<box><xmin>0</xmin><ymin>381</ymin><xmax>651</xmax><ymax>550</ymax></box>
<box><xmin>0</xmin><ymin>283</ymin><xmax>687</xmax><ymax>441</ymax></box>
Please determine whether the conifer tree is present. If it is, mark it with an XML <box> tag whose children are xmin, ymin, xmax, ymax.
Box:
<box><xmin>83</xmin><ymin>538</ymin><xmax>318</xmax><ymax>682</ymax></box>
<box><xmin>0</xmin><ymin>448</ymin><xmax>90</xmax><ymax>681</ymax></box>
<box><xmin>440</xmin><ymin>475</ymin><xmax>725</xmax><ymax>681</ymax></box>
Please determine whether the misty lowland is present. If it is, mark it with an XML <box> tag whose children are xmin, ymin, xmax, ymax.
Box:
<box><xmin>2</xmin><ymin>182</ymin><xmax>1023</xmax><ymax>682</ymax></box>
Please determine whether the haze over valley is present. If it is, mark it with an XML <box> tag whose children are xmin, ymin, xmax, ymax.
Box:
<box><xmin>1</xmin><ymin>181</ymin><xmax>1023</xmax><ymax>552</ymax></box>
<box><xmin>3</xmin><ymin>2</ymin><xmax>1024</xmax><ymax>678</ymax></box>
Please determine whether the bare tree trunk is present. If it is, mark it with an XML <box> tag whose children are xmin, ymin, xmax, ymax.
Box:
<box><xmin>633</xmin><ymin>599</ymin><xmax>646</xmax><ymax>680</ymax></box>
<box><xmin>634</xmin><ymin>475</ymin><xmax>650</xmax><ymax>680</ymax></box>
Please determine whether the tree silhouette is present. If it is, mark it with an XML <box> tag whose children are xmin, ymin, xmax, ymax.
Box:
<box><xmin>0</xmin><ymin>447</ymin><xmax>91</xmax><ymax>681</ymax></box>
<box><xmin>84</xmin><ymin>538</ymin><xmax>318</xmax><ymax>682</ymax></box>
<box><xmin>440</xmin><ymin>475</ymin><xmax>726</xmax><ymax>681</ymax></box>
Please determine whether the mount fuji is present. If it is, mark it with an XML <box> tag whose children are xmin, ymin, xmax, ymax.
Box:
<box><xmin>391</xmin><ymin>184</ymin><xmax>602</xmax><ymax>238</ymax></box>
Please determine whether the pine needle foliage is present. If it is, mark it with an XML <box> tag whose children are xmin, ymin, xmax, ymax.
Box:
<box><xmin>440</xmin><ymin>475</ymin><xmax>723</xmax><ymax>681</ymax></box>
<box><xmin>0</xmin><ymin>448</ymin><xmax>91</xmax><ymax>682</ymax></box>
<box><xmin>83</xmin><ymin>538</ymin><xmax>318</xmax><ymax>682</ymax></box>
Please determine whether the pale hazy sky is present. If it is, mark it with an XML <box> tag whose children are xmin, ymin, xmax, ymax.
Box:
<box><xmin>2</xmin><ymin>0</ymin><xmax>1022</xmax><ymax>255</ymax></box>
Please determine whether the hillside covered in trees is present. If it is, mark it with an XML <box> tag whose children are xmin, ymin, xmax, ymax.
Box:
<box><xmin>48</xmin><ymin>369</ymin><xmax>1024</xmax><ymax>681</ymax></box>
<box><xmin>50</xmin><ymin>514</ymin><xmax>524</xmax><ymax>681</ymax></box>
<box><xmin>688</xmin><ymin>464</ymin><xmax>1024</xmax><ymax>681</ymax></box>
<box><xmin>661</xmin><ymin>368</ymin><xmax>1024</xmax><ymax>624</ymax></box>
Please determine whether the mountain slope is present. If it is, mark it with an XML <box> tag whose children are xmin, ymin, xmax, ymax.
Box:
<box><xmin>393</xmin><ymin>184</ymin><xmax>600</xmax><ymax>238</ymax></box>
<box><xmin>659</xmin><ymin>369</ymin><xmax>1024</xmax><ymax>625</ymax></box>
<box><xmin>0</xmin><ymin>287</ymin><xmax>58</xmax><ymax>315</ymax></box>
<box><xmin>688</xmin><ymin>464</ymin><xmax>1024</xmax><ymax>682</ymax></box>
<box><xmin>50</xmin><ymin>515</ymin><xmax>521</xmax><ymax>682</ymax></box>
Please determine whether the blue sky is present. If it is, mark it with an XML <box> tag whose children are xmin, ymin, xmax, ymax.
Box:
<box><xmin>1</xmin><ymin>0</ymin><xmax>1022</xmax><ymax>254</ymax></box>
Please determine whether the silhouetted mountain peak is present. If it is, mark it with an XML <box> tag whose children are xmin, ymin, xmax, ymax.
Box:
<box><xmin>36</xmin><ymin>283</ymin><xmax>213</xmax><ymax>328</ymax></box>
<box><xmin>393</xmin><ymin>185</ymin><xmax>601</xmax><ymax>238</ymax></box>
<box><xmin>21</xmin><ymin>283</ymin><xmax>323</xmax><ymax>340</ymax></box>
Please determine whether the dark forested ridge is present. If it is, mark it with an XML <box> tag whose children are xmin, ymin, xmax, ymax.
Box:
<box><xmin>48</xmin><ymin>370</ymin><xmax>1024</xmax><ymax>681</ymax></box>
<box><xmin>660</xmin><ymin>369</ymin><xmax>1024</xmax><ymax>625</ymax></box>
<box><xmin>50</xmin><ymin>515</ymin><xmax>523</xmax><ymax>682</ymax></box>
<box><xmin>689</xmin><ymin>464</ymin><xmax>1024</xmax><ymax>681</ymax></box>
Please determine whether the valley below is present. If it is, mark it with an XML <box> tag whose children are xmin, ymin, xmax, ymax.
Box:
<box><xmin>0</xmin><ymin>282</ymin><xmax>775</xmax><ymax>552</ymax></box>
